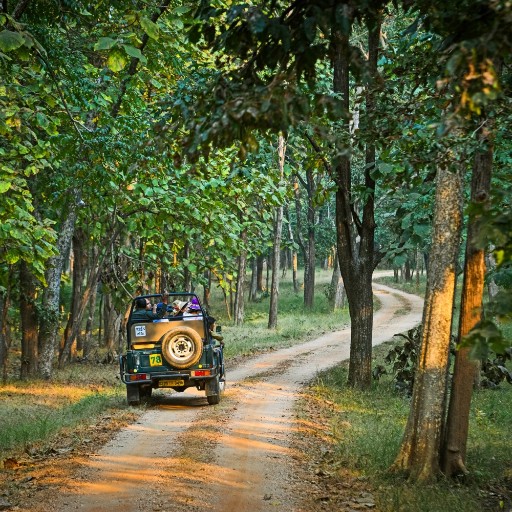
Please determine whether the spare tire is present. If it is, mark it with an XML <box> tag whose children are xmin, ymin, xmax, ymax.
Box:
<box><xmin>161</xmin><ymin>326</ymin><xmax>203</xmax><ymax>369</ymax></box>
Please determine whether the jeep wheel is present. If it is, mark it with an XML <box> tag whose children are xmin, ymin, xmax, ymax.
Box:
<box><xmin>206</xmin><ymin>374</ymin><xmax>221</xmax><ymax>405</ymax></box>
<box><xmin>161</xmin><ymin>326</ymin><xmax>203</xmax><ymax>369</ymax></box>
<box><xmin>126</xmin><ymin>384</ymin><xmax>141</xmax><ymax>406</ymax></box>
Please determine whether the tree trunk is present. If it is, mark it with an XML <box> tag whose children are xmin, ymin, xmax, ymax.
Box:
<box><xmin>82</xmin><ymin>284</ymin><xmax>98</xmax><ymax>361</ymax></box>
<box><xmin>249</xmin><ymin>258</ymin><xmax>257</xmax><ymax>302</ymax></box>
<box><xmin>332</xmin><ymin>12</ymin><xmax>379</xmax><ymax>389</ymax></box>
<box><xmin>233</xmin><ymin>230</ymin><xmax>248</xmax><ymax>325</ymax></box>
<box><xmin>19</xmin><ymin>261</ymin><xmax>39</xmax><ymax>378</ymax></box>
<box><xmin>0</xmin><ymin>281</ymin><xmax>12</xmax><ymax>383</ymax></box>
<box><xmin>392</xmin><ymin>162</ymin><xmax>463</xmax><ymax>482</ymax></box>
<box><xmin>304</xmin><ymin>167</ymin><xmax>316</xmax><ymax>309</ymax></box>
<box><xmin>269</xmin><ymin>134</ymin><xmax>286</xmax><ymax>329</ymax></box>
<box><xmin>442</xmin><ymin>124</ymin><xmax>493</xmax><ymax>477</ymax></box>
<box><xmin>203</xmin><ymin>270</ymin><xmax>211</xmax><ymax>309</ymax></box>
<box><xmin>103</xmin><ymin>293</ymin><xmax>121</xmax><ymax>357</ymax></box>
<box><xmin>60</xmin><ymin>230</ymin><xmax>86</xmax><ymax>360</ymax></box>
<box><xmin>329</xmin><ymin>253</ymin><xmax>345</xmax><ymax>310</ymax></box>
<box><xmin>38</xmin><ymin>206</ymin><xmax>77</xmax><ymax>380</ymax></box>
<box><xmin>256</xmin><ymin>254</ymin><xmax>265</xmax><ymax>293</ymax></box>
<box><xmin>285</xmin><ymin>206</ymin><xmax>299</xmax><ymax>293</ymax></box>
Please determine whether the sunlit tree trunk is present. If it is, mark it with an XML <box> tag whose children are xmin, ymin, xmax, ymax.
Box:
<box><xmin>443</xmin><ymin>124</ymin><xmax>493</xmax><ymax>477</ymax></box>
<box><xmin>392</xmin><ymin>162</ymin><xmax>463</xmax><ymax>482</ymax></box>
<box><xmin>269</xmin><ymin>134</ymin><xmax>286</xmax><ymax>328</ymax></box>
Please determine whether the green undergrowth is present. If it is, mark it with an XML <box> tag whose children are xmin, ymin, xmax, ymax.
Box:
<box><xmin>304</xmin><ymin>340</ymin><xmax>512</xmax><ymax>512</ymax></box>
<box><xmin>0</xmin><ymin>362</ymin><xmax>129</xmax><ymax>460</ymax></box>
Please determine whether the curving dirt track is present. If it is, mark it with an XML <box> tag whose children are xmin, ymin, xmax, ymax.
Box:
<box><xmin>44</xmin><ymin>282</ymin><xmax>423</xmax><ymax>512</ymax></box>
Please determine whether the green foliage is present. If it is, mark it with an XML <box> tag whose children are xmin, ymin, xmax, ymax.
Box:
<box><xmin>375</xmin><ymin>326</ymin><xmax>423</xmax><ymax>395</ymax></box>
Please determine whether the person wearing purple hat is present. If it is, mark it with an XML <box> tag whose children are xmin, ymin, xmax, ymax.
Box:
<box><xmin>183</xmin><ymin>297</ymin><xmax>203</xmax><ymax>319</ymax></box>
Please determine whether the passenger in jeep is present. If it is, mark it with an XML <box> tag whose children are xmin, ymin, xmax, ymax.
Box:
<box><xmin>131</xmin><ymin>297</ymin><xmax>165</xmax><ymax>321</ymax></box>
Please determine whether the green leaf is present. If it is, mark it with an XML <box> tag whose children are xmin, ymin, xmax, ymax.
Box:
<box><xmin>0</xmin><ymin>30</ymin><xmax>25</xmax><ymax>52</ymax></box>
<box><xmin>122</xmin><ymin>44</ymin><xmax>147</xmax><ymax>64</ymax></box>
<box><xmin>140</xmin><ymin>17</ymin><xmax>160</xmax><ymax>40</ymax></box>
<box><xmin>36</xmin><ymin>112</ymin><xmax>49</xmax><ymax>129</ymax></box>
<box><xmin>0</xmin><ymin>181</ymin><xmax>12</xmax><ymax>193</ymax></box>
<box><xmin>107</xmin><ymin>48</ymin><xmax>128</xmax><ymax>72</ymax></box>
<box><xmin>94</xmin><ymin>36</ymin><xmax>117</xmax><ymax>51</ymax></box>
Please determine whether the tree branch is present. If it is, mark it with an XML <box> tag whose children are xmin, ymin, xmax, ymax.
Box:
<box><xmin>111</xmin><ymin>0</ymin><xmax>172</xmax><ymax>118</ymax></box>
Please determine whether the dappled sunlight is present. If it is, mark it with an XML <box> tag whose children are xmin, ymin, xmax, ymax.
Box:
<box><xmin>0</xmin><ymin>384</ymin><xmax>96</xmax><ymax>401</ymax></box>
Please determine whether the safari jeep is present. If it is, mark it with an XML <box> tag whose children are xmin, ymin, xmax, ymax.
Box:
<box><xmin>119</xmin><ymin>293</ymin><xmax>225</xmax><ymax>406</ymax></box>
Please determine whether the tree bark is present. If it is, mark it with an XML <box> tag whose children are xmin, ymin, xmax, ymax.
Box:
<box><xmin>60</xmin><ymin>229</ymin><xmax>86</xmax><ymax>360</ymax></box>
<box><xmin>233</xmin><ymin>230</ymin><xmax>248</xmax><ymax>325</ymax></box>
<box><xmin>442</xmin><ymin>124</ymin><xmax>493</xmax><ymax>477</ymax></box>
<box><xmin>329</xmin><ymin>252</ymin><xmax>345</xmax><ymax>310</ymax></box>
<box><xmin>0</xmin><ymin>275</ymin><xmax>13</xmax><ymax>383</ymax></box>
<box><xmin>269</xmin><ymin>134</ymin><xmax>286</xmax><ymax>328</ymax></box>
<box><xmin>332</xmin><ymin>11</ymin><xmax>380</xmax><ymax>389</ymax></box>
<box><xmin>82</xmin><ymin>284</ymin><xmax>98</xmax><ymax>361</ymax></box>
<box><xmin>304</xmin><ymin>167</ymin><xmax>316</xmax><ymax>309</ymax></box>
<box><xmin>392</xmin><ymin>162</ymin><xmax>463</xmax><ymax>482</ymax></box>
<box><xmin>19</xmin><ymin>261</ymin><xmax>39</xmax><ymax>378</ymax></box>
<box><xmin>38</xmin><ymin>206</ymin><xmax>77</xmax><ymax>380</ymax></box>
<box><xmin>256</xmin><ymin>254</ymin><xmax>265</xmax><ymax>294</ymax></box>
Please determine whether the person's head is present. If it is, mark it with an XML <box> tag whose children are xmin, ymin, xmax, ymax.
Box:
<box><xmin>187</xmin><ymin>297</ymin><xmax>201</xmax><ymax>313</ymax></box>
<box><xmin>172</xmin><ymin>300</ymin><xmax>187</xmax><ymax>313</ymax></box>
<box><xmin>135</xmin><ymin>297</ymin><xmax>147</xmax><ymax>310</ymax></box>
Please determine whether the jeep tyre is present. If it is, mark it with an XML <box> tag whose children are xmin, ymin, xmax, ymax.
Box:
<box><xmin>161</xmin><ymin>326</ymin><xmax>203</xmax><ymax>369</ymax></box>
<box><xmin>127</xmin><ymin>384</ymin><xmax>141</xmax><ymax>406</ymax></box>
<box><xmin>206</xmin><ymin>374</ymin><xmax>221</xmax><ymax>405</ymax></box>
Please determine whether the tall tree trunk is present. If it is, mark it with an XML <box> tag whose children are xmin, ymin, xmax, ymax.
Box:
<box><xmin>329</xmin><ymin>252</ymin><xmax>345</xmax><ymax>310</ymax></box>
<box><xmin>392</xmin><ymin>162</ymin><xmax>464</xmax><ymax>482</ymax></box>
<box><xmin>249</xmin><ymin>258</ymin><xmax>258</xmax><ymax>302</ymax></box>
<box><xmin>233</xmin><ymin>230</ymin><xmax>248</xmax><ymax>325</ymax></box>
<box><xmin>256</xmin><ymin>254</ymin><xmax>265</xmax><ymax>293</ymax></box>
<box><xmin>332</xmin><ymin>12</ymin><xmax>380</xmax><ymax>389</ymax></box>
<box><xmin>38</xmin><ymin>206</ymin><xmax>77</xmax><ymax>379</ymax></box>
<box><xmin>442</xmin><ymin>124</ymin><xmax>493</xmax><ymax>477</ymax></box>
<box><xmin>203</xmin><ymin>270</ymin><xmax>211</xmax><ymax>309</ymax></box>
<box><xmin>284</xmin><ymin>207</ymin><xmax>299</xmax><ymax>294</ymax></box>
<box><xmin>103</xmin><ymin>293</ymin><xmax>121</xmax><ymax>356</ymax></box>
<box><xmin>60</xmin><ymin>230</ymin><xmax>86</xmax><ymax>360</ymax></box>
<box><xmin>0</xmin><ymin>271</ymin><xmax>13</xmax><ymax>383</ymax></box>
<box><xmin>269</xmin><ymin>134</ymin><xmax>286</xmax><ymax>328</ymax></box>
<box><xmin>20</xmin><ymin>261</ymin><xmax>39</xmax><ymax>378</ymax></box>
<box><xmin>59</xmin><ymin>247</ymin><xmax>102</xmax><ymax>366</ymax></box>
<box><xmin>82</xmin><ymin>284</ymin><xmax>98</xmax><ymax>361</ymax></box>
<box><xmin>304</xmin><ymin>166</ymin><xmax>316</xmax><ymax>309</ymax></box>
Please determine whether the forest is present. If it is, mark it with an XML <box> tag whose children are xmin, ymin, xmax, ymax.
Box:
<box><xmin>1</xmin><ymin>0</ymin><xmax>511</xmax><ymax>500</ymax></box>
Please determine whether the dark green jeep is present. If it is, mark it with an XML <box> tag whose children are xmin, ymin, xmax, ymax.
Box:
<box><xmin>119</xmin><ymin>293</ymin><xmax>225</xmax><ymax>406</ymax></box>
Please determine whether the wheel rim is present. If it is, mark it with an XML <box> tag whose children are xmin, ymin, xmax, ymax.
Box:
<box><xmin>169</xmin><ymin>334</ymin><xmax>195</xmax><ymax>360</ymax></box>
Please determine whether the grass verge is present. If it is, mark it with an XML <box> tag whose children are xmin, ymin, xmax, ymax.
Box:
<box><xmin>300</xmin><ymin>339</ymin><xmax>512</xmax><ymax>512</ymax></box>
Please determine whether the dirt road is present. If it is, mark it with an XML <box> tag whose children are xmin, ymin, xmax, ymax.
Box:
<box><xmin>44</xmin><ymin>282</ymin><xmax>423</xmax><ymax>512</ymax></box>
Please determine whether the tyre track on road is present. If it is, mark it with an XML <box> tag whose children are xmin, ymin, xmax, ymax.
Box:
<box><xmin>52</xmin><ymin>283</ymin><xmax>423</xmax><ymax>512</ymax></box>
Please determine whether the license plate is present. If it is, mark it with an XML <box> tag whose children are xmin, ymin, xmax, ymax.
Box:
<box><xmin>149</xmin><ymin>354</ymin><xmax>163</xmax><ymax>366</ymax></box>
<box><xmin>159</xmin><ymin>379</ymin><xmax>184</xmax><ymax>387</ymax></box>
